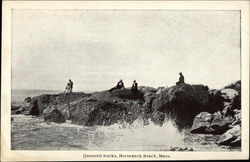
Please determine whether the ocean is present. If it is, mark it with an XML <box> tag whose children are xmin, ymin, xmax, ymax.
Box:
<box><xmin>11</xmin><ymin>89</ymin><xmax>62</xmax><ymax>106</ymax></box>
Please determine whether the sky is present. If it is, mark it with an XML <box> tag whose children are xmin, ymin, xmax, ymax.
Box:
<box><xmin>12</xmin><ymin>10</ymin><xmax>240</xmax><ymax>91</ymax></box>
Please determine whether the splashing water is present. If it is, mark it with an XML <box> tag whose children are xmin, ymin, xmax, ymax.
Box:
<box><xmin>87</xmin><ymin>118</ymin><xmax>186</xmax><ymax>151</ymax></box>
<box><xmin>11</xmin><ymin>115</ymin><xmax>239</xmax><ymax>151</ymax></box>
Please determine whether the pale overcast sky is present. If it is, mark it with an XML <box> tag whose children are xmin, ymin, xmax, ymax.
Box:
<box><xmin>12</xmin><ymin>10</ymin><xmax>240</xmax><ymax>91</ymax></box>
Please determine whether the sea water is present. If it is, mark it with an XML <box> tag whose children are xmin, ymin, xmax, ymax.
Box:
<box><xmin>11</xmin><ymin>115</ymin><xmax>239</xmax><ymax>151</ymax></box>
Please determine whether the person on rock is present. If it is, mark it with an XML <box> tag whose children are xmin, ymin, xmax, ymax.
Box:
<box><xmin>69</xmin><ymin>79</ymin><xmax>73</xmax><ymax>93</ymax></box>
<box><xmin>64</xmin><ymin>83</ymin><xmax>71</xmax><ymax>94</ymax></box>
<box><xmin>176</xmin><ymin>72</ymin><xmax>185</xmax><ymax>85</ymax></box>
<box><xmin>131</xmin><ymin>80</ymin><xmax>138</xmax><ymax>93</ymax></box>
<box><xmin>109</xmin><ymin>79</ymin><xmax>125</xmax><ymax>93</ymax></box>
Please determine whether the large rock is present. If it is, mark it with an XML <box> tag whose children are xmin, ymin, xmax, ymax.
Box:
<box><xmin>208</xmin><ymin>90</ymin><xmax>225</xmax><ymax>113</ymax></box>
<box><xmin>110</xmin><ymin>89</ymin><xmax>144</xmax><ymax>101</ymax></box>
<box><xmin>152</xmin><ymin>84</ymin><xmax>210</xmax><ymax>128</ymax></box>
<box><xmin>216</xmin><ymin>125</ymin><xmax>241</xmax><ymax>146</ymax></box>
<box><xmin>43</xmin><ymin>106</ymin><xmax>66</xmax><ymax>123</ymax></box>
<box><xmin>190</xmin><ymin>112</ymin><xmax>214</xmax><ymax>133</ymax></box>
<box><xmin>28</xmin><ymin>93</ymin><xmax>88</xmax><ymax>116</ymax></box>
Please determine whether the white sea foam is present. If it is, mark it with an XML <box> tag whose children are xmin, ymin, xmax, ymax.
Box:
<box><xmin>87</xmin><ymin>118</ymin><xmax>186</xmax><ymax>150</ymax></box>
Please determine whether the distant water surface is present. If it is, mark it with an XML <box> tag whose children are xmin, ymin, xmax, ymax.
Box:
<box><xmin>11</xmin><ymin>89</ymin><xmax>93</xmax><ymax>105</ymax></box>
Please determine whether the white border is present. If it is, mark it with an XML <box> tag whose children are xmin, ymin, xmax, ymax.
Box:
<box><xmin>1</xmin><ymin>1</ymin><xmax>249</xmax><ymax>161</ymax></box>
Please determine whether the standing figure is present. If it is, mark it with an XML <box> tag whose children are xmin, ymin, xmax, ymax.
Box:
<box><xmin>69</xmin><ymin>79</ymin><xmax>73</xmax><ymax>93</ymax></box>
<box><xmin>131</xmin><ymin>80</ymin><xmax>138</xmax><ymax>93</ymax></box>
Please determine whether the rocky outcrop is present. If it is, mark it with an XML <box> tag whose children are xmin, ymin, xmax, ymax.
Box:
<box><xmin>151</xmin><ymin>84</ymin><xmax>210</xmax><ymax>128</ymax></box>
<box><xmin>190</xmin><ymin>80</ymin><xmax>241</xmax><ymax>146</ymax></box>
<box><xmin>15</xmin><ymin>81</ymin><xmax>241</xmax><ymax>131</ymax></box>
<box><xmin>13</xmin><ymin>80</ymin><xmax>241</xmax><ymax>149</ymax></box>
<box><xmin>28</xmin><ymin>93</ymin><xmax>88</xmax><ymax>116</ymax></box>
<box><xmin>190</xmin><ymin>111</ymin><xmax>235</xmax><ymax>134</ymax></box>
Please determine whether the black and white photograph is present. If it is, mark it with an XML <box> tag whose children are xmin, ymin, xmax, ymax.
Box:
<box><xmin>1</xmin><ymin>0</ymin><xmax>249</xmax><ymax>161</ymax></box>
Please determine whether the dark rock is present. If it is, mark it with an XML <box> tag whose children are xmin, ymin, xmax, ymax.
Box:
<box><xmin>209</xmin><ymin>113</ymin><xmax>234</xmax><ymax>134</ymax></box>
<box><xmin>29</xmin><ymin>99</ymin><xmax>40</xmax><ymax>116</ymax></box>
<box><xmin>91</xmin><ymin>89</ymin><xmax>144</xmax><ymax>102</ymax></box>
<box><xmin>231</xmin><ymin>94</ymin><xmax>241</xmax><ymax>110</ymax></box>
<box><xmin>110</xmin><ymin>89</ymin><xmax>144</xmax><ymax>101</ymax></box>
<box><xmin>152</xmin><ymin>84</ymin><xmax>210</xmax><ymax>128</ymax></box>
<box><xmin>11</xmin><ymin>105</ymin><xmax>30</xmax><ymax>115</ymax></box>
<box><xmin>143</xmin><ymin>92</ymin><xmax>156</xmax><ymax>113</ymax></box>
<box><xmin>216</xmin><ymin>125</ymin><xmax>241</xmax><ymax>146</ymax></box>
<box><xmin>70</xmin><ymin>100</ymin><xmax>127</xmax><ymax>126</ymax></box>
<box><xmin>11</xmin><ymin>117</ymin><xmax>14</xmax><ymax>121</ymax></box>
<box><xmin>221</xmin><ymin>105</ymin><xmax>235</xmax><ymax>118</ymax></box>
<box><xmin>85</xmin><ymin>98</ymin><xmax>97</xmax><ymax>102</ymax></box>
<box><xmin>208</xmin><ymin>90</ymin><xmax>225</xmax><ymax>113</ymax></box>
<box><xmin>43</xmin><ymin>106</ymin><xmax>66</xmax><ymax>123</ymax></box>
<box><xmin>11</xmin><ymin>105</ymin><xmax>21</xmax><ymax>111</ymax></box>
